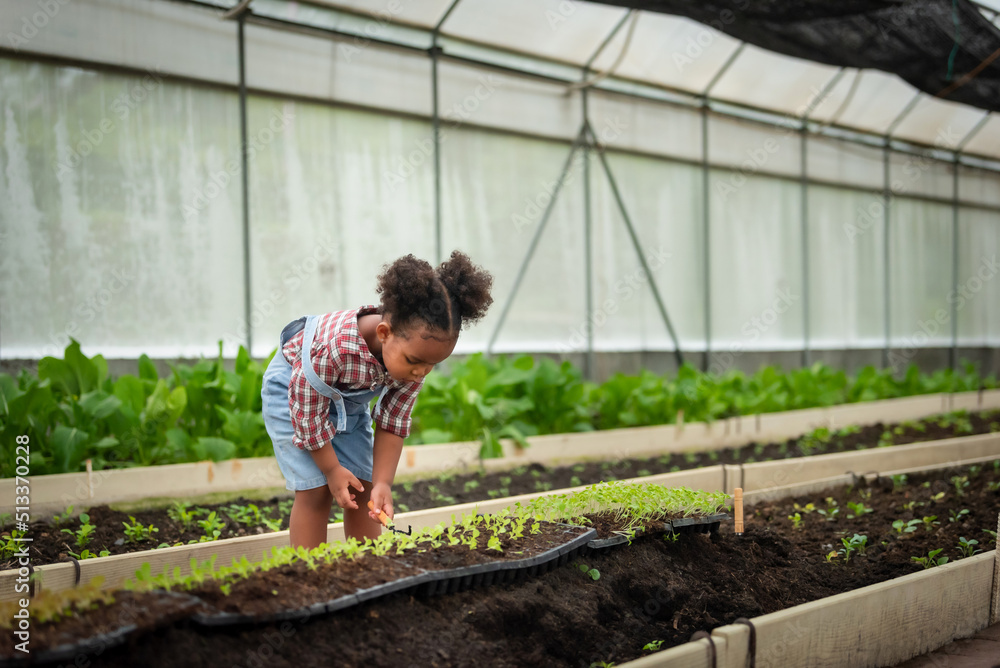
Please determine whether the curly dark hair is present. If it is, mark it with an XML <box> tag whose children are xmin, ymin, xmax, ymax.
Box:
<box><xmin>376</xmin><ymin>250</ymin><xmax>494</xmax><ymax>338</ymax></box>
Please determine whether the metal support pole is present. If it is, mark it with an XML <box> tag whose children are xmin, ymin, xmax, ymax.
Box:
<box><xmin>430</xmin><ymin>0</ymin><xmax>462</xmax><ymax>266</ymax></box>
<box><xmin>486</xmin><ymin>129</ymin><xmax>587</xmax><ymax>354</ymax></box>
<box><xmin>587</xmin><ymin>121</ymin><xmax>685</xmax><ymax>368</ymax></box>
<box><xmin>583</xmin><ymin>90</ymin><xmax>595</xmax><ymax>381</ymax></box>
<box><xmin>237</xmin><ymin>13</ymin><xmax>253</xmax><ymax>355</ymax></box>
<box><xmin>882</xmin><ymin>142</ymin><xmax>891</xmax><ymax>369</ymax></box>
<box><xmin>701</xmin><ymin>103</ymin><xmax>711</xmax><ymax>372</ymax></box>
<box><xmin>950</xmin><ymin>157</ymin><xmax>960</xmax><ymax>370</ymax></box>
<box><xmin>800</xmin><ymin>125</ymin><xmax>810</xmax><ymax>368</ymax></box>
<box><xmin>431</xmin><ymin>47</ymin><xmax>442</xmax><ymax>265</ymax></box>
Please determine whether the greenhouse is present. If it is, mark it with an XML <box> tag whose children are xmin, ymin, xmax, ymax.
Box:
<box><xmin>1</xmin><ymin>0</ymin><xmax>1000</xmax><ymax>666</ymax></box>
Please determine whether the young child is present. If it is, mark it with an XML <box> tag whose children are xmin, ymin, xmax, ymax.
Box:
<box><xmin>261</xmin><ymin>251</ymin><xmax>493</xmax><ymax>548</ymax></box>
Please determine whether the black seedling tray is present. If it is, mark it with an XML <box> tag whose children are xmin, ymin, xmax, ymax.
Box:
<box><xmin>192</xmin><ymin>524</ymin><xmax>595</xmax><ymax>626</ymax></box>
<box><xmin>585</xmin><ymin>513</ymin><xmax>730</xmax><ymax>551</ymax></box>
<box><xmin>0</xmin><ymin>590</ymin><xmax>201</xmax><ymax>667</ymax></box>
<box><xmin>668</xmin><ymin>513</ymin><xmax>730</xmax><ymax>534</ymax></box>
<box><xmin>415</xmin><ymin>524</ymin><xmax>597</xmax><ymax>597</ymax></box>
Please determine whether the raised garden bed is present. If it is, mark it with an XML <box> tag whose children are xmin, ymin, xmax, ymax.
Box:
<box><xmin>5</xmin><ymin>409</ymin><xmax>997</xmax><ymax>571</ymax></box>
<box><xmin>1</xmin><ymin>466</ymin><xmax>996</xmax><ymax>667</ymax></box>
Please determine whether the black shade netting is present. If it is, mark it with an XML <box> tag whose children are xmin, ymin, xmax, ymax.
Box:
<box><xmin>594</xmin><ymin>0</ymin><xmax>1000</xmax><ymax>113</ymax></box>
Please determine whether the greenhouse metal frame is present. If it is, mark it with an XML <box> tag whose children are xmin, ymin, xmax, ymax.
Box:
<box><xmin>1</xmin><ymin>0</ymin><xmax>999</xmax><ymax>379</ymax></box>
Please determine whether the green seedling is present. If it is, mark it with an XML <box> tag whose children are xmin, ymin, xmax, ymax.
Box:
<box><xmin>987</xmin><ymin>481</ymin><xmax>1000</xmax><ymax>492</ymax></box>
<box><xmin>68</xmin><ymin>548</ymin><xmax>110</xmax><ymax>560</ymax></box>
<box><xmin>278</xmin><ymin>499</ymin><xmax>294</xmax><ymax>517</ymax></box>
<box><xmin>824</xmin><ymin>551</ymin><xmax>838</xmax><ymax>563</ymax></box>
<box><xmin>534</xmin><ymin>481</ymin><xmax>552</xmax><ymax>492</ymax></box>
<box><xmin>921</xmin><ymin>516</ymin><xmax>940</xmax><ymax>532</ymax></box>
<box><xmin>892</xmin><ymin>519</ymin><xmax>920</xmax><ymax>534</ymax></box>
<box><xmin>167</xmin><ymin>501</ymin><xmax>194</xmax><ymax>529</ymax></box>
<box><xmin>122</xmin><ymin>516</ymin><xmax>158</xmax><ymax>544</ymax></box>
<box><xmin>949</xmin><ymin>509</ymin><xmax>970</xmax><ymax>523</ymax></box>
<box><xmin>890</xmin><ymin>474</ymin><xmax>908</xmax><ymax>492</ymax></box>
<box><xmin>1</xmin><ymin>530</ymin><xmax>27</xmax><ymax>559</ymax></box>
<box><xmin>950</xmin><ymin>476</ymin><xmax>969</xmax><ymax>497</ymax></box>
<box><xmin>576</xmin><ymin>563</ymin><xmax>601</xmax><ymax>581</ymax></box>
<box><xmin>196</xmin><ymin>511</ymin><xmax>226</xmax><ymax>542</ymax></box>
<box><xmin>929</xmin><ymin>492</ymin><xmax>946</xmax><ymax>503</ymax></box>
<box><xmin>846</xmin><ymin>502</ymin><xmax>873</xmax><ymax>519</ymax></box>
<box><xmin>643</xmin><ymin>641</ymin><xmax>664</xmax><ymax>651</ymax></box>
<box><xmin>817</xmin><ymin>499</ymin><xmax>840</xmax><ymax>522</ymax></box>
<box><xmin>793</xmin><ymin>502</ymin><xmax>816</xmax><ymax>515</ymax></box>
<box><xmin>463</xmin><ymin>480</ymin><xmax>480</xmax><ymax>492</ymax></box>
<box><xmin>61</xmin><ymin>513</ymin><xmax>96</xmax><ymax>548</ymax></box>
<box><xmin>984</xmin><ymin>529</ymin><xmax>997</xmax><ymax>540</ymax></box>
<box><xmin>570</xmin><ymin>476</ymin><xmax>583</xmax><ymax>487</ymax></box>
<box><xmin>225</xmin><ymin>503</ymin><xmax>264</xmax><ymax>527</ymax></box>
<box><xmin>51</xmin><ymin>506</ymin><xmax>76</xmax><ymax>529</ymax></box>
<box><xmin>911</xmin><ymin>548</ymin><xmax>949</xmax><ymax>569</ymax></box>
<box><xmin>788</xmin><ymin>513</ymin><xmax>803</xmax><ymax>530</ymax></box>
<box><xmin>957</xmin><ymin>537</ymin><xmax>981</xmax><ymax>558</ymax></box>
<box><xmin>838</xmin><ymin>533</ymin><xmax>868</xmax><ymax>563</ymax></box>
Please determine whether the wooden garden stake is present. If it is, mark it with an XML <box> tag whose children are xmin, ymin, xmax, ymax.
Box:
<box><xmin>734</xmin><ymin>488</ymin><xmax>744</xmax><ymax>536</ymax></box>
<box><xmin>676</xmin><ymin>409</ymin><xmax>684</xmax><ymax>438</ymax></box>
<box><xmin>85</xmin><ymin>459</ymin><xmax>94</xmax><ymax>499</ymax></box>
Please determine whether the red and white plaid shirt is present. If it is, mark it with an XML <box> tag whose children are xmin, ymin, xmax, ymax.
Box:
<box><xmin>281</xmin><ymin>306</ymin><xmax>423</xmax><ymax>451</ymax></box>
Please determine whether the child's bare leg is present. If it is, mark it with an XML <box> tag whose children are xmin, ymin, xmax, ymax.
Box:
<box><xmin>289</xmin><ymin>486</ymin><xmax>334</xmax><ymax>549</ymax></box>
<box><xmin>343</xmin><ymin>480</ymin><xmax>380</xmax><ymax>542</ymax></box>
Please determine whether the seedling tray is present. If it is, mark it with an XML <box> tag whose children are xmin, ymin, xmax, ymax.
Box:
<box><xmin>416</xmin><ymin>524</ymin><xmax>596</xmax><ymax>596</ymax></box>
<box><xmin>668</xmin><ymin>513</ymin><xmax>729</xmax><ymax>533</ymax></box>
<box><xmin>1</xmin><ymin>590</ymin><xmax>202</xmax><ymax>666</ymax></box>
<box><xmin>191</xmin><ymin>524</ymin><xmax>595</xmax><ymax>627</ymax></box>
<box><xmin>585</xmin><ymin>513</ymin><xmax>730</xmax><ymax>551</ymax></box>
<box><xmin>191</xmin><ymin>567</ymin><xmax>438</xmax><ymax>627</ymax></box>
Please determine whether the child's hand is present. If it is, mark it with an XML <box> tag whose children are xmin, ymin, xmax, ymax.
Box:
<box><xmin>328</xmin><ymin>466</ymin><xmax>364</xmax><ymax>510</ymax></box>
<box><xmin>369</xmin><ymin>482</ymin><xmax>393</xmax><ymax>524</ymax></box>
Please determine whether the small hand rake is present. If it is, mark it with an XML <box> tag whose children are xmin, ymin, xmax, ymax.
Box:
<box><xmin>367</xmin><ymin>500</ymin><xmax>412</xmax><ymax>535</ymax></box>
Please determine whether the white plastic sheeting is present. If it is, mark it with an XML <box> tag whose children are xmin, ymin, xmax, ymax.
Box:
<box><xmin>0</xmin><ymin>0</ymin><xmax>998</xmax><ymax>361</ymax></box>
<box><xmin>0</xmin><ymin>60</ymin><xmax>245</xmax><ymax>359</ymax></box>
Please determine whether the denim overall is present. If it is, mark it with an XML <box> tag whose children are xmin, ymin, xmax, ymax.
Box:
<box><xmin>262</xmin><ymin>314</ymin><xmax>388</xmax><ymax>490</ymax></box>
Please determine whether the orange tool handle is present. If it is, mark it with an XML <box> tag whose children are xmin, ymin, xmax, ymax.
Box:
<box><xmin>367</xmin><ymin>500</ymin><xmax>392</xmax><ymax>527</ymax></box>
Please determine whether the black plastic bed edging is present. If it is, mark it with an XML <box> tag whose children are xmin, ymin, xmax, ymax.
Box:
<box><xmin>191</xmin><ymin>523</ymin><xmax>596</xmax><ymax>628</ymax></box>
<box><xmin>585</xmin><ymin>514</ymin><xmax>731</xmax><ymax>551</ymax></box>
<box><xmin>0</xmin><ymin>591</ymin><xmax>202</xmax><ymax>668</ymax></box>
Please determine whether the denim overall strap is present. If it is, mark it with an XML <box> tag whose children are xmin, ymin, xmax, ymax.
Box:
<box><xmin>372</xmin><ymin>386</ymin><xmax>389</xmax><ymax>421</ymax></box>
<box><xmin>301</xmin><ymin>315</ymin><xmax>348</xmax><ymax>432</ymax></box>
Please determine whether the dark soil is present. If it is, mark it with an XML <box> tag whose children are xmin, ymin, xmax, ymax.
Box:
<box><xmin>4</xmin><ymin>409</ymin><xmax>997</xmax><ymax>570</ymax></box>
<box><xmin>4</xmin><ymin>462</ymin><xmax>997</xmax><ymax>668</ymax></box>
